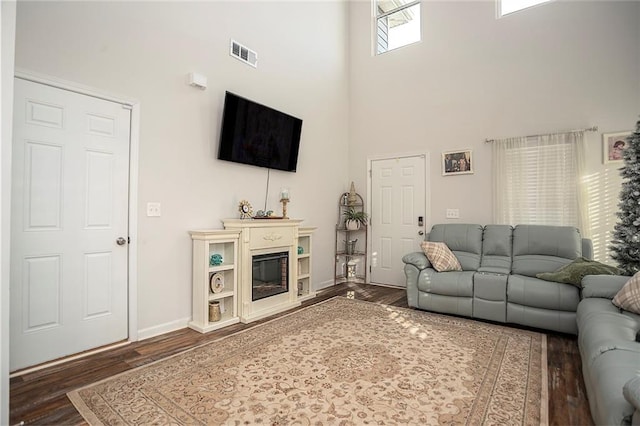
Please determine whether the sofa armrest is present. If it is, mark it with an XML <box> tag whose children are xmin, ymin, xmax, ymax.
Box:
<box><xmin>623</xmin><ymin>376</ymin><xmax>640</xmax><ymax>425</ymax></box>
<box><xmin>581</xmin><ymin>274</ymin><xmax>630</xmax><ymax>299</ymax></box>
<box><xmin>402</xmin><ymin>252</ymin><xmax>431</xmax><ymax>270</ymax></box>
<box><xmin>582</xmin><ymin>238</ymin><xmax>593</xmax><ymax>260</ymax></box>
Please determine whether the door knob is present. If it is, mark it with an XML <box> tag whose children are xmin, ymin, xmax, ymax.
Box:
<box><xmin>116</xmin><ymin>237</ymin><xmax>127</xmax><ymax>246</ymax></box>
<box><xmin>418</xmin><ymin>231</ymin><xmax>424</xmax><ymax>236</ymax></box>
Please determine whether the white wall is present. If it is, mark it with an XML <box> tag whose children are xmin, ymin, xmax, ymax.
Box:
<box><xmin>14</xmin><ymin>1</ymin><xmax>350</xmax><ymax>334</ymax></box>
<box><xmin>1</xmin><ymin>0</ymin><xmax>17</xmax><ymax>421</ymax></box>
<box><xmin>349</xmin><ymin>0</ymin><xmax>640</xmax><ymax>262</ymax></box>
<box><xmin>11</xmin><ymin>0</ymin><xmax>640</xmax><ymax>352</ymax></box>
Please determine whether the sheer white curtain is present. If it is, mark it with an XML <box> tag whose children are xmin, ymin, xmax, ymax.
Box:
<box><xmin>492</xmin><ymin>131</ymin><xmax>589</xmax><ymax>235</ymax></box>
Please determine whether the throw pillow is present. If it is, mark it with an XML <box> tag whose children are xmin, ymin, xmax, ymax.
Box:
<box><xmin>612</xmin><ymin>271</ymin><xmax>640</xmax><ymax>315</ymax></box>
<box><xmin>536</xmin><ymin>257</ymin><xmax>621</xmax><ymax>287</ymax></box>
<box><xmin>420</xmin><ymin>241</ymin><xmax>462</xmax><ymax>272</ymax></box>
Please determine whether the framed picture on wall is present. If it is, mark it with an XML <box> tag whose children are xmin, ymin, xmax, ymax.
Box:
<box><xmin>442</xmin><ymin>150</ymin><xmax>473</xmax><ymax>176</ymax></box>
<box><xmin>603</xmin><ymin>131</ymin><xmax>631</xmax><ymax>164</ymax></box>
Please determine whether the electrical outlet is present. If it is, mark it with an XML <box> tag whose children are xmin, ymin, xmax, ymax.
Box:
<box><xmin>446</xmin><ymin>208</ymin><xmax>460</xmax><ymax>219</ymax></box>
<box><xmin>147</xmin><ymin>202</ymin><xmax>161</xmax><ymax>217</ymax></box>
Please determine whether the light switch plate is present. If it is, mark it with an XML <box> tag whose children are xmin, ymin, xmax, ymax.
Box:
<box><xmin>446</xmin><ymin>208</ymin><xmax>460</xmax><ymax>219</ymax></box>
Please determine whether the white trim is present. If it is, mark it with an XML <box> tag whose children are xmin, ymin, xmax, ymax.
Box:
<box><xmin>366</xmin><ymin>152</ymin><xmax>431</xmax><ymax>284</ymax></box>
<box><xmin>367</xmin><ymin>151</ymin><xmax>430</xmax><ymax>162</ymax></box>
<box><xmin>366</xmin><ymin>281</ymin><xmax>404</xmax><ymax>289</ymax></box>
<box><xmin>13</xmin><ymin>70</ymin><xmax>141</xmax><ymax>345</ymax></box>
<box><xmin>14</xmin><ymin>68</ymin><xmax>137</xmax><ymax>106</ymax></box>
<box><xmin>128</xmin><ymin>104</ymin><xmax>140</xmax><ymax>342</ymax></box>
<box><xmin>1</xmin><ymin>2</ymin><xmax>17</xmax><ymax>423</ymax></box>
<box><xmin>9</xmin><ymin>341</ymin><xmax>131</xmax><ymax>378</ymax></box>
<box><xmin>137</xmin><ymin>317</ymin><xmax>190</xmax><ymax>341</ymax></box>
<box><xmin>315</xmin><ymin>279</ymin><xmax>335</xmax><ymax>291</ymax></box>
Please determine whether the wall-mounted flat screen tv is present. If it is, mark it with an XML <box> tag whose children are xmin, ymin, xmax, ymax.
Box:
<box><xmin>218</xmin><ymin>91</ymin><xmax>303</xmax><ymax>172</ymax></box>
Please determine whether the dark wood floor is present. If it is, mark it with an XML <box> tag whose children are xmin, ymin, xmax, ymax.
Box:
<box><xmin>10</xmin><ymin>282</ymin><xmax>593</xmax><ymax>425</ymax></box>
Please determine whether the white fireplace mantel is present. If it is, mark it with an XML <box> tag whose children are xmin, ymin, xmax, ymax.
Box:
<box><xmin>223</xmin><ymin>219</ymin><xmax>305</xmax><ymax>323</ymax></box>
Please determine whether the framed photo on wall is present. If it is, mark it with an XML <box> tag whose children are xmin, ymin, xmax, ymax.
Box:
<box><xmin>603</xmin><ymin>131</ymin><xmax>631</xmax><ymax>164</ymax></box>
<box><xmin>442</xmin><ymin>150</ymin><xmax>473</xmax><ymax>176</ymax></box>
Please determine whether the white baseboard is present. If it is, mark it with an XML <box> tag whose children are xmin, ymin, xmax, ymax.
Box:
<box><xmin>315</xmin><ymin>279</ymin><xmax>335</xmax><ymax>290</ymax></box>
<box><xmin>137</xmin><ymin>280</ymin><xmax>398</xmax><ymax>341</ymax></box>
<box><xmin>137</xmin><ymin>317</ymin><xmax>190</xmax><ymax>341</ymax></box>
<box><xmin>10</xmin><ymin>340</ymin><xmax>131</xmax><ymax>378</ymax></box>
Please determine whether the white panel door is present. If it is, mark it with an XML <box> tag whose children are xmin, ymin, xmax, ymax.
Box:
<box><xmin>370</xmin><ymin>156</ymin><xmax>426</xmax><ymax>287</ymax></box>
<box><xmin>10</xmin><ymin>78</ymin><xmax>130</xmax><ymax>371</ymax></box>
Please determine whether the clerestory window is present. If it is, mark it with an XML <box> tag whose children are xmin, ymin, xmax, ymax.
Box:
<box><xmin>375</xmin><ymin>0</ymin><xmax>421</xmax><ymax>55</ymax></box>
<box><xmin>498</xmin><ymin>0</ymin><xmax>552</xmax><ymax>17</ymax></box>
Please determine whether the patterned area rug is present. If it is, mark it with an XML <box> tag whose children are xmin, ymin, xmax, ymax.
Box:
<box><xmin>68</xmin><ymin>297</ymin><xmax>547</xmax><ymax>425</ymax></box>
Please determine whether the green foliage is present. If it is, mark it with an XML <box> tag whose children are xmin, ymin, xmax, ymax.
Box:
<box><xmin>343</xmin><ymin>207</ymin><xmax>369</xmax><ymax>226</ymax></box>
<box><xmin>610</xmin><ymin>118</ymin><xmax>640</xmax><ymax>275</ymax></box>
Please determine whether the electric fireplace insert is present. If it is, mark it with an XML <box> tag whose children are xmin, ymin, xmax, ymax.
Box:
<box><xmin>252</xmin><ymin>252</ymin><xmax>289</xmax><ymax>301</ymax></box>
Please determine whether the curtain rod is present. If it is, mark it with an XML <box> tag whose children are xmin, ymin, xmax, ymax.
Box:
<box><xmin>484</xmin><ymin>126</ymin><xmax>598</xmax><ymax>143</ymax></box>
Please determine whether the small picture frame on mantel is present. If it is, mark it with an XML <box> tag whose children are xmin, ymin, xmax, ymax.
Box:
<box><xmin>603</xmin><ymin>131</ymin><xmax>631</xmax><ymax>164</ymax></box>
<box><xmin>442</xmin><ymin>150</ymin><xmax>473</xmax><ymax>176</ymax></box>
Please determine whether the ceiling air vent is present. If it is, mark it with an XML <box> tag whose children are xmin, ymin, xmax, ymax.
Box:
<box><xmin>230</xmin><ymin>39</ymin><xmax>258</xmax><ymax>68</ymax></box>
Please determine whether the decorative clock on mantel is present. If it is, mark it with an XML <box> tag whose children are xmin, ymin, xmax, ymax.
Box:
<box><xmin>238</xmin><ymin>200</ymin><xmax>253</xmax><ymax>219</ymax></box>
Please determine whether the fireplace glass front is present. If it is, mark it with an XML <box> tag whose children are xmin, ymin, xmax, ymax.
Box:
<box><xmin>252</xmin><ymin>252</ymin><xmax>289</xmax><ymax>301</ymax></box>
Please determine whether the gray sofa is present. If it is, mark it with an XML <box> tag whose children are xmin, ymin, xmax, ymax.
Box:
<box><xmin>577</xmin><ymin>275</ymin><xmax>640</xmax><ymax>425</ymax></box>
<box><xmin>403</xmin><ymin>222</ymin><xmax>640</xmax><ymax>425</ymax></box>
<box><xmin>403</xmin><ymin>223</ymin><xmax>591</xmax><ymax>334</ymax></box>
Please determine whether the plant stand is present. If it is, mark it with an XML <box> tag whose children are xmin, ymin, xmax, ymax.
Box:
<box><xmin>334</xmin><ymin>192</ymin><xmax>367</xmax><ymax>284</ymax></box>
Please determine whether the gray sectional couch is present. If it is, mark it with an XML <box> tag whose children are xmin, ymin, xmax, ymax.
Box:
<box><xmin>578</xmin><ymin>275</ymin><xmax>640</xmax><ymax>425</ymax></box>
<box><xmin>402</xmin><ymin>223</ymin><xmax>640</xmax><ymax>425</ymax></box>
<box><xmin>402</xmin><ymin>223</ymin><xmax>592</xmax><ymax>334</ymax></box>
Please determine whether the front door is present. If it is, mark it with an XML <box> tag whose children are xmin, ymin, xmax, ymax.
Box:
<box><xmin>10</xmin><ymin>78</ymin><xmax>130</xmax><ymax>371</ymax></box>
<box><xmin>370</xmin><ymin>155</ymin><xmax>427</xmax><ymax>287</ymax></box>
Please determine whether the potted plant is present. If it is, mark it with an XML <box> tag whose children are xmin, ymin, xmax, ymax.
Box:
<box><xmin>343</xmin><ymin>207</ymin><xmax>369</xmax><ymax>230</ymax></box>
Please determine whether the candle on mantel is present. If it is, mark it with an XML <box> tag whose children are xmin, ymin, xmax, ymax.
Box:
<box><xmin>281</xmin><ymin>188</ymin><xmax>290</xmax><ymax>201</ymax></box>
